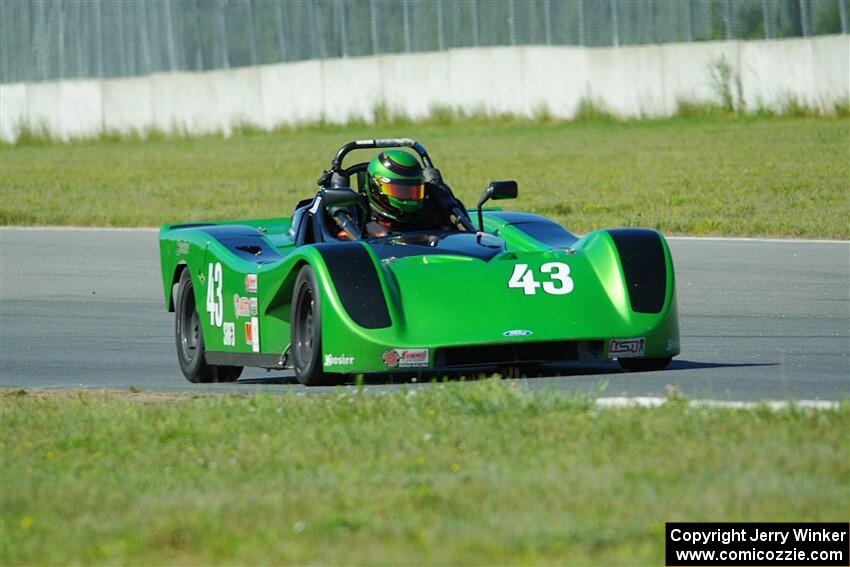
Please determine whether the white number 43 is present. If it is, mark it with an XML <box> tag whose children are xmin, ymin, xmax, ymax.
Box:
<box><xmin>206</xmin><ymin>262</ymin><xmax>223</xmax><ymax>327</ymax></box>
<box><xmin>508</xmin><ymin>262</ymin><xmax>574</xmax><ymax>296</ymax></box>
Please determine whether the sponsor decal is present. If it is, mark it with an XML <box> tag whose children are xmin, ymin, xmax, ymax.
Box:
<box><xmin>666</xmin><ymin>338</ymin><xmax>680</xmax><ymax>352</ymax></box>
<box><xmin>503</xmin><ymin>329</ymin><xmax>533</xmax><ymax>337</ymax></box>
<box><xmin>222</xmin><ymin>321</ymin><xmax>235</xmax><ymax>346</ymax></box>
<box><xmin>245</xmin><ymin>273</ymin><xmax>258</xmax><ymax>294</ymax></box>
<box><xmin>249</xmin><ymin>297</ymin><xmax>258</xmax><ymax>316</ymax></box>
<box><xmin>608</xmin><ymin>337</ymin><xmax>646</xmax><ymax>358</ymax></box>
<box><xmin>176</xmin><ymin>240</ymin><xmax>190</xmax><ymax>256</ymax></box>
<box><xmin>250</xmin><ymin>316</ymin><xmax>259</xmax><ymax>352</ymax></box>
<box><xmin>324</xmin><ymin>354</ymin><xmax>355</xmax><ymax>367</ymax></box>
<box><xmin>244</xmin><ymin>318</ymin><xmax>260</xmax><ymax>352</ymax></box>
<box><xmin>382</xmin><ymin>350</ymin><xmax>399</xmax><ymax>367</ymax></box>
<box><xmin>233</xmin><ymin>294</ymin><xmax>251</xmax><ymax>318</ymax></box>
<box><xmin>381</xmin><ymin>348</ymin><xmax>429</xmax><ymax>368</ymax></box>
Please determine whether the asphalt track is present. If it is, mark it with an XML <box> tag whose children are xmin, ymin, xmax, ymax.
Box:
<box><xmin>1</xmin><ymin>227</ymin><xmax>848</xmax><ymax>401</ymax></box>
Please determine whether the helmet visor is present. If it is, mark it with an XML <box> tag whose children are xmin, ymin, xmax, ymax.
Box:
<box><xmin>376</xmin><ymin>179</ymin><xmax>424</xmax><ymax>201</ymax></box>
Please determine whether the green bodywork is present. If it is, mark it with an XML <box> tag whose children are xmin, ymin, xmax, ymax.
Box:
<box><xmin>159</xmin><ymin>211</ymin><xmax>680</xmax><ymax>374</ymax></box>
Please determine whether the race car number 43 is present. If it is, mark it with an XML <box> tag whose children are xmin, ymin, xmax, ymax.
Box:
<box><xmin>508</xmin><ymin>263</ymin><xmax>574</xmax><ymax>296</ymax></box>
<box><xmin>206</xmin><ymin>262</ymin><xmax>223</xmax><ymax>327</ymax></box>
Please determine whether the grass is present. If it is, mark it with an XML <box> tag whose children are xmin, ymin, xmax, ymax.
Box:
<box><xmin>1</xmin><ymin>383</ymin><xmax>848</xmax><ymax>565</ymax></box>
<box><xmin>0</xmin><ymin>114</ymin><xmax>847</xmax><ymax>238</ymax></box>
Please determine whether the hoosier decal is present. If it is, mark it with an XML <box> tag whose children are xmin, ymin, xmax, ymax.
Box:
<box><xmin>324</xmin><ymin>354</ymin><xmax>355</xmax><ymax>367</ymax></box>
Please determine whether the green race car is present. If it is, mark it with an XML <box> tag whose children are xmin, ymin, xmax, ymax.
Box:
<box><xmin>159</xmin><ymin>139</ymin><xmax>679</xmax><ymax>385</ymax></box>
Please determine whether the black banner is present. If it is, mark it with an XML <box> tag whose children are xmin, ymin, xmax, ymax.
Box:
<box><xmin>666</xmin><ymin>523</ymin><xmax>849</xmax><ymax>566</ymax></box>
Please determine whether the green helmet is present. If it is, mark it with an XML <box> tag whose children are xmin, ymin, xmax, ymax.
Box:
<box><xmin>366</xmin><ymin>150</ymin><xmax>425</xmax><ymax>221</ymax></box>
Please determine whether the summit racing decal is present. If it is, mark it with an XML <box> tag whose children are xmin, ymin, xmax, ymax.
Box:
<box><xmin>382</xmin><ymin>349</ymin><xmax>429</xmax><ymax>368</ymax></box>
<box><xmin>324</xmin><ymin>354</ymin><xmax>354</xmax><ymax>367</ymax></box>
<box><xmin>608</xmin><ymin>337</ymin><xmax>646</xmax><ymax>358</ymax></box>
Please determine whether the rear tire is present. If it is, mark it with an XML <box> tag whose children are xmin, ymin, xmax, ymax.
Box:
<box><xmin>291</xmin><ymin>265</ymin><xmax>335</xmax><ymax>386</ymax></box>
<box><xmin>618</xmin><ymin>357</ymin><xmax>672</xmax><ymax>372</ymax></box>
<box><xmin>174</xmin><ymin>269</ymin><xmax>242</xmax><ymax>383</ymax></box>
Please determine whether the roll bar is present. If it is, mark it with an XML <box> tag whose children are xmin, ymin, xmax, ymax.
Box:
<box><xmin>317</xmin><ymin>138</ymin><xmax>476</xmax><ymax>234</ymax></box>
<box><xmin>330</xmin><ymin>138</ymin><xmax>434</xmax><ymax>171</ymax></box>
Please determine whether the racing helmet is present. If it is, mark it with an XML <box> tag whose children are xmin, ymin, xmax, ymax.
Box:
<box><xmin>366</xmin><ymin>150</ymin><xmax>425</xmax><ymax>221</ymax></box>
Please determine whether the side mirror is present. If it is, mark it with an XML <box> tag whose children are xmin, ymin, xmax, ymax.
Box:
<box><xmin>476</xmin><ymin>180</ymin><xmax>518</xmax><ymax>231</ymax></box>
<box><xmin>487</xmin><ymin>180</ymin><xmax>518</xmax><ymax>201</ymax></box>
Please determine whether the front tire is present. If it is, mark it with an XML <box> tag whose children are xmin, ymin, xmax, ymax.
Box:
<box><xmin>174</xmin><ymin>269</ymin><xmax>242</xmax><ymax>383</ymax></box>
<box><xmin>291</xmin><ymin>265</ymin><xmax>335</xmax><ymax>386</ymax></box>
<box><xmin>618</xmin><ymin>357</ymin><xmax>672</xmax><ymax>372</ymax></box>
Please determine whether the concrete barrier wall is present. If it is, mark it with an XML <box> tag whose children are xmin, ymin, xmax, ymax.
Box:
<box><xmin>1</xmin><ymin>35</ymin><xmax>847</xmax><ymax>142</ymax></box>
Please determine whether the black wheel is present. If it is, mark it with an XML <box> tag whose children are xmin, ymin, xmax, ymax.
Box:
<box><xmin>174</xmin><ymin>269</ymin><xmax>242</xmax><ymax>383</ymax></box>
<box><xmin>618</xmin><ymin>357</ymin><xmax>672</xmax><ymax>372</ymax></box>
<box><xmin>291</xmin><ymin>265</ymin><xmax>335</xmax><ymax>386</ymax></box>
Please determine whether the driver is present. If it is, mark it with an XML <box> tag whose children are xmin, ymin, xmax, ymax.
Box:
<box><xmin>362</xmin><ymin>150</ymin><xmax>456</xmax><ymax>237</ymax></box>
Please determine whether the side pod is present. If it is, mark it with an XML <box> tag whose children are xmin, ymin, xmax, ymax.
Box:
<box><xmin>607</xmin><ymin>228</ymin><xmax>668</xmax><ymax>314</ymax></box>
<box><xmin>313</xmin><ymin>242</ymin><xmax>392</xmax><ymax>330</ymax></box>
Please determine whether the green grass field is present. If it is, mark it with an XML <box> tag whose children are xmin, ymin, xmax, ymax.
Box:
<box><xmin>2</xmin><ymin>114</ymin><xmax>847</xmax><ymax>565</ymax></box>
<box><xmin>1</xmin><ymin>115</ymin><xmax>847</xmax><ymax>238</ymax></box>
<box><xmin>2</xmin><ymin>383</ymin><xmax>847</xmax><ymax>565</ymax></box>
